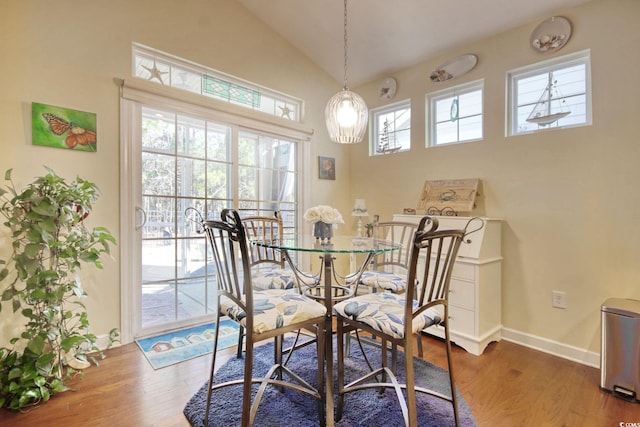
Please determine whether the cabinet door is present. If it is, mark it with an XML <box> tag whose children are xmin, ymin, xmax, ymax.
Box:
<box><xmin>450</xmin><ymin>278</ymin><xmax>475</xmax><ymax>310</ymax></box>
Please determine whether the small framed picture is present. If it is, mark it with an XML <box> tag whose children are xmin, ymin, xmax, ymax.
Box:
<box><xmin>318</xmin><ymin>156</ymin><xmax>335</xmax><ymax>180</ymax></box>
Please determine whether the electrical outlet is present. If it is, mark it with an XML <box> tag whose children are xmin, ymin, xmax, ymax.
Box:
<box><xmin>552</xmin><ymin>290</ymin><xmax>567</xmax><ymax>309</ymax></box>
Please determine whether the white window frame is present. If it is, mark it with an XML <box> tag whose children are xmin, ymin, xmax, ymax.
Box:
<box><xmin>369</xmin><ymin>99</ymin><xmax>411</xmax><ymax>156</ymax></box>
<box><xmin>427</xmin><ymin>80</ymin><xmax>484</xmax><ymax>147</ymax></box>
<box><xmin>507</xmin><ymin>50</ymin><xmax>592</xmax><ymax>136</ymax></box>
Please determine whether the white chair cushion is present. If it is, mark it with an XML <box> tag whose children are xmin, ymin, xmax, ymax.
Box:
<box><xmin>252</xmin><ymin>268</ymin><xmax>319</xmax><ymax>290</ymax></box>
<box><xmin>358</xmin><ymin>270</ymin><xmax>408</xmax><ymax>293</ymax></box>
<box><xmin>221</xmin><ymin>289</ymin><xmax>327</xmax><ymax>334</ymax></box>
<box><xmin>333</xmin><ymin>292</ymin><xmax>442</xmax><ymax>339</ymax></box>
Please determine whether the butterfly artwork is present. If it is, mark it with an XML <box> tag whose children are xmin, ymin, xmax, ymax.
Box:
<box><xmin>42</xmin><ymin>113</ymin><xmax>97</xmax><ymax>149</ymax></box>
<box><xmin>32</xmin><ymin>102</ymin><xmax>97</xmax><ymax>152</ymax></box>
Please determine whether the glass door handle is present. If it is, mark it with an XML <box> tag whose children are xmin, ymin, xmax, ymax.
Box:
<box><xmin>135</xmin><ymin>206</ymin><xmax>147</xmax><ymax>231</ymax></box>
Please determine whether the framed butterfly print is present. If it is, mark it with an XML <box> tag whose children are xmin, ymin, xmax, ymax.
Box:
<box><xmin>31</xmin><ymin>102</ymin><xmax>97</xmax><ymax>152</ymax></box>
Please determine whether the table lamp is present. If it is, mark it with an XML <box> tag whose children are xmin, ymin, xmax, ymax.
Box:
<box><xmin>351</xmin><ymin>199</ymin><xmax>368</xmax><ymax>237</ymax></box>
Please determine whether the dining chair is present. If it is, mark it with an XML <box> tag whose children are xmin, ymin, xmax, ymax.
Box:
<box><xmin>242</xmin><ymin>212</ymin><xmax>320</xmax><ymax>291</ymax></box>
<box><xmin>334</xmin><ymin>216</ymin><xmax>479</xmax><ymax>427</ymax></box>
<box><xmin>202</xmin><ymin>209</ymin><xmax>327</xmax><ymax>427</ymax></box>
<box><xmin>346</xmin><ymin>220</ymin><xmax>424</xmax><ymax>356</ymax></box>
<box><xmin>239</xmin><ymin>212</ymin><xmax>321</xmax><ymax>359</ymax></box>
<box><xmin>349</xmin><ymin>220</ymin><xmax>418</xmax><ymax>294</ymax></box>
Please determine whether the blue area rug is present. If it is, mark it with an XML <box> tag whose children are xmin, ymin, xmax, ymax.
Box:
<box><xmin>136</xmin><ymin>319</ymin><xmax>239</xmax><ymax>369</ymax></box>
<box><xmin>183</xmin><ymin>338</ymin><xmax>476</xmax><ymax>426</ymax></box>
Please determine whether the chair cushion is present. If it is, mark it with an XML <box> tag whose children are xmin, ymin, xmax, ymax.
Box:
<box><xmin>252</xmin><ymin>268</ymin><xmax>319</xmax><ymax>290</ymax></box>
<box><xmin>333</xmin><ymin>292</ymin><xmax>442</xmax><ymax>339</ymax></box>
<box><xmin>359</xmin><ymin>270</ymin><xmax>408</xmax><ymax>293</ymax></box>
<box><xmin>346</xmin><ymin>270</ymin><xmax>411</xmax><ymax>293</ymax></box>
<box><xmin>221</xmin><ymin>289</ymin><xmax>327</xmax><ymax>334</ymax></box>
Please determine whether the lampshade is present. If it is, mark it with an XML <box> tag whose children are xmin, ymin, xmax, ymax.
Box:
<box><xmin>352</xmin><ymin>198</ymin><xmax>368</xmax><ymax>216</ymax></box>
<box><xmin>325</xmin><ymin>0</ymin><xmax>369</xmax><ymax>144</ymax></box>
<box><xmin>325</xmin><ymin>90</ymin><xmax>369</xmax><ymax>144</ymax></box>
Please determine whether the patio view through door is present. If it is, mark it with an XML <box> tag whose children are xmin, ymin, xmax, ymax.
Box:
<box><xmin>138</xmin><ymin>105</ymin><xmax>299</xmax><ymax>335</ymax></box>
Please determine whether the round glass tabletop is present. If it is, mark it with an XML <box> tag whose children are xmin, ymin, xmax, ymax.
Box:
<box><xmin>253</xmin><ymin>235</ymin><xmax>401</xmax><ymax>254</ymax></box>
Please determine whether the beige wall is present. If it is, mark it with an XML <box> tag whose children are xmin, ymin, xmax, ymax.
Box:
<box><xmin>0</xmin><ymin>0</ymin><xmax>637</xmax><ymax>358</ymax></box>
<box><xmin>0</xmin><ymin>0</ymin><xmax>347</xmax><ymax>345</ymax></box>
<box><xmin>349</xmin><ymin>0</ymin><xmax>640</xmax><ymax>356</ymax></box>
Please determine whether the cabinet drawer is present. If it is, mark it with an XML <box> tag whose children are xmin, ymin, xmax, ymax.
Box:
<box><xmin>452</xmin><ymin>262</ymin><xmax>476</xmax><ymax>281</ymax></box>
<box><xmin>449</xmin><ymin>279</ymin><xmax>475</xmax><ymax>310</ymax></box>
<box><xmin>449</xmin><ymin>306</ymin><xmax>475</xmax><ymax>335</ymax></box>
<box><xmin>422</xmin><ymin>257</ymin><xmax>475</xmax><ymax>281</ymax></box>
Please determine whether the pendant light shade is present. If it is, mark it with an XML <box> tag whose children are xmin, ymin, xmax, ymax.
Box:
<box><xmin>325</xmin><ymin>0</ymin><xmax>368</xmax><ymax>144</ymax></box>
<box><xmin>325</xmin><ymin>89</ymin><xmax>368</xmax><ymax>144</ymax></box>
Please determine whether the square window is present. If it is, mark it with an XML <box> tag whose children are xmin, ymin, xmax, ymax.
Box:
<box><xmin>427</xmin><ymin>80</ymin><xmax>483</xmax><ymax>147</ymax></box>
<box><xmin>508</xmin><ymin>50</ymin><xmax>591</xmax><ymax>136</ymax></box>
<box><xmin>370</xmin><ymin>101</ymin><xmax>411</xmax><ymax>155</ymax></box>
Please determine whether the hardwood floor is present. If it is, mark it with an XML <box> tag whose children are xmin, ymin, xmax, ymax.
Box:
<box><xmin>2</xmin><ymin>334</ymin><xmax>639</xmax><ymax>426</ymax></box>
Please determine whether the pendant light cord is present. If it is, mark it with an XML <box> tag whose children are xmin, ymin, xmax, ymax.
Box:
<box><xmin>343</xmin><ymin>0</ymin><xmax>349</xmax><ymax>91</ymax></box>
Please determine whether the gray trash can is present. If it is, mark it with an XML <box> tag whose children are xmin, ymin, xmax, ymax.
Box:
<box><xmin>601</xmin><ymin>297</ymin><xmax>640</xmax><ymax>402</ymax></box>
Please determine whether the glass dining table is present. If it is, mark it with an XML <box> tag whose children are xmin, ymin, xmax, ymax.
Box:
<box><xmin>253</xmin><ymin>235</ymin><xmax>402</xmax><ymax>426</ymax></box>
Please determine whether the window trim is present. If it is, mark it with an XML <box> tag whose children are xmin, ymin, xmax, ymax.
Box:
<box><xmin>507</xmin><ymin>49</ymin><xmax>592</xmax><ymax>136</ymax></box>
<box><xmin>426</xmin><ymin>79</ymin><xmax>484</xmax><ymax>147</ymax></box>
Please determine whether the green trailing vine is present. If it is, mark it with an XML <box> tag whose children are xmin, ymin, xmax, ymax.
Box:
<box><xmin>0</xmin><ymin>168</ymin><xmax>118</xmax><ymax>412</ymax></box>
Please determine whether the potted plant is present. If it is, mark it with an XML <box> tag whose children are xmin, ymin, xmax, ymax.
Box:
<box><xmin>0</xmin><ymin>168</ymin><xmax>118</xmax><ymax>412</ymax></box>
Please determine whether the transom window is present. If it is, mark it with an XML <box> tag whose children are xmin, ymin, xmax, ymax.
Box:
<box><xmin>508</xmin><ymin>50</ymin><xmax>591</xmax><ymax>136</ymax></box>
<box><xmin>370</xmin><ymin>100</ymin><xmax>411</xmax><ymax>155</ymax></box>
<box><xmin>427</xmin><ymin>80</ymin><xmax>483</xmax><ymax>146</ymax></box>
<box><xmin>132</xmin><ymin>43</ymin><xmax>303</xmax><ymax>122</ymax></box>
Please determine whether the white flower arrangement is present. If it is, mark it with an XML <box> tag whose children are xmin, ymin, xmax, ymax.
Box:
<box><xmin>303</xmin><ymin>205</ymin><xmax>344</xmax><ymax>224</ymax></box>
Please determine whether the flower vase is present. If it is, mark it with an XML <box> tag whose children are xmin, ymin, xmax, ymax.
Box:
<box><xmin>313</xmin><ymin>221</ymin><xmax>333</xmax><ymax>243</ymax></box>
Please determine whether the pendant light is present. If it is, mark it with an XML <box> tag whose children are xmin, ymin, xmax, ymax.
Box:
<box><xmin>325</xmin><ymin>0</ymin><xmax>368</xmax><ymax>144</ymax></box>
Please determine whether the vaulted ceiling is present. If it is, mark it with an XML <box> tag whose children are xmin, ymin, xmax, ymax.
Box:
<box><xmin>238</xmin><ymin>0</ymin><xmax>593</xmax><ymax>86</ymax></box>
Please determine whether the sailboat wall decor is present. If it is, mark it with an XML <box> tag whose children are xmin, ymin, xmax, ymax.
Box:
<box><xmin>376</xmin><ymin>119</ymin><xmax>401</xmax><ymax>154</ymax></box>
<box><xmin>526</xmin><ymin>72</ymin><xmax>570</xmax><ymax>126</ymax></box>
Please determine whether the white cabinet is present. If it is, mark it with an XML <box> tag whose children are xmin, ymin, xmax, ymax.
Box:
<box><xmin>393</xmin><ymin>214</ymin><xmax>502</xmax><ymax>355</ymax></box>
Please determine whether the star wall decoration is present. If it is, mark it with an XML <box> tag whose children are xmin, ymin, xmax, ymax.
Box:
<box><xmin>142</xmin><ymin>59</ymin><xmax>169</xmax><ymax>84</ymax></box>
<box><xmin>279</xmin><ymin>104</ymin><xmax>292</xmax><ymax>120</ymax></box>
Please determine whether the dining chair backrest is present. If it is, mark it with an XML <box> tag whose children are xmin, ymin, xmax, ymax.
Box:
<box><xmin>241</xmin><ymin>212</ymin><xmax>285</xmax><ymax>270</ymax></box>
<box><xmin>203</xmin><ymin>209</ymin><xmax>252</xmax><ymax>314</ymax></box>
<box><xmin>404</xmin><ymin>216</ymin><xmax>467</xmax><ymax>330</ymax></box>
<box><xmin>371</xmin><ymin>221</ymin><xmax>419</xmax><ymax>274</ymax></box>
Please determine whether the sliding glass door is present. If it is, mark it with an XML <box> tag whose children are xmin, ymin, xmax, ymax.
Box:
<box><xmin>125</xmin><ymin>102</ymin><xmax>300</xmax><ymax>338</ymax></box>
<box><xmin>139</xmin><ymin>107</ymin><xmax>228</xmax><ymax>329</ymax></box>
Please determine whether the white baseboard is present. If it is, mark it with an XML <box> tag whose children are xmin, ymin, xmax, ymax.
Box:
<box><xmin>501</xmin><ymin>327</ymin><xmax>600</xmax><ymax>369</ymax></box>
